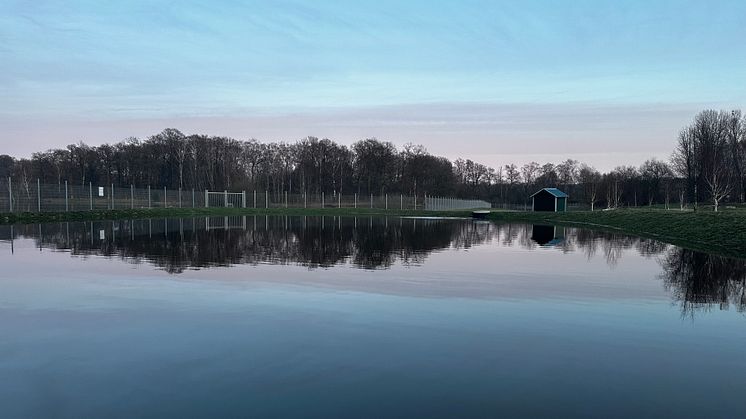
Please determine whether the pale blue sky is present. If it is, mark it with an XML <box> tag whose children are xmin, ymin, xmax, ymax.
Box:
<box><xmin>1</xmin><ymin>0</ymin><xmax>745</xmax><ymax>169</ymax></box>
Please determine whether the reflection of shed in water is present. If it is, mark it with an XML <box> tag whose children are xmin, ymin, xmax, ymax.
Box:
<box><xmin>531</xmin><ymin>224</ymin><xmax>565</xmax><ymax>246</ymax></box>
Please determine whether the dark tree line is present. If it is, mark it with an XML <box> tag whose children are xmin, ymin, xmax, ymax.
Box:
<box><xmin>1</xmin><ymin>108</ymin><xmax>744</xmax><ymax>208</ymax></box>
<box><xmin>0</xmin><ymin>130</ymin><xmax>459</xmax><ymax>199</ymax></box>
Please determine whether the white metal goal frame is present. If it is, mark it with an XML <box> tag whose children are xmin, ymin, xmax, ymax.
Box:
<box><xmin>205</xmin><ymin>190</ymin><xmax>246</xmax><ymax>208</ymax></box>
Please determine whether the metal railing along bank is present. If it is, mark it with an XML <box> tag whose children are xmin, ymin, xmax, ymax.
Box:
<box><xmin>1</xmin><ymin>178</ymin><xmax>491</xmax><ymax>214</ymax></box>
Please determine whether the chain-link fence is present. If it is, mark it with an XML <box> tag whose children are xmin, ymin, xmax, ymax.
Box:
<box><xmin>0</xmin><ymin>179</ymin><xmax>208</xmax><ymax>213</ymax></box>
<box><xmin>0</xmin><ymin>178</ymin><xmax>491</xmax><ymax>214</ymax></box>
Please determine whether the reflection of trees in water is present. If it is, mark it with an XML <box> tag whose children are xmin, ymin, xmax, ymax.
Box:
<box><xmin>529</xmin><ymin>225</ymin><xmax>662</xmax><ymax>266</ymax></box>
<box><xmin>659</xmin><ymin>247</ymin><xmax>746</xmax><ymax>317</ymax></box>
<box><xmin>4</xmin><ymin>219</ymin><xmax>745</xmax><ymax>316</ymax></box>
<box><xmin>6</xmin><ymin>217</ymin><xmax>497</xmax><ymax>273</ymax></box>
<box><xmin>0</xmin><ymin>221</ymin><xmax>688</xmax><ymax>271</ymax></box>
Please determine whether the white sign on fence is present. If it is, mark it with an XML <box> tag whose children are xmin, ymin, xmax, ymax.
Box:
<box><xmin>98</xmin><ymin>187</ymin><xmax>104</xmax><ymax>197</ymax></box>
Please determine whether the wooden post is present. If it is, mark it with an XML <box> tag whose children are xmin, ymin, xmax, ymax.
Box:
<box><xmin>322</xmin><ymin>192</ymin><xmax>325</xmax><ymax>208</ymax></box>
<box><xmin>253</xmin><ymin>190</ymin><xmax>257</xmax><ymax>208</ymax></box>
<box><xmin>385</xmin><ymin>194</ymin><xmax>388</xmax><ymax>210</ymax></box>
<box><xmin>370</xmin><ymin>193</ymin><xmax>373</xmax><ymax>209</ymax></box>
<box><xmin>163</xmin><ymin>186</ymin><xmax>167</xmax><ymax>208</ymax></box>
<box><xmin>89</xmin><ymin>182</ymin><xmax>93</xmax><ymax>210</ymax></box>
<box><xmin>192</xmin><ymin>189</ymin><xmax>195</xmax><ymax>208</ymax></box>
<box><xmin>224</xmin><ymin>190</ymin><xmax>228</xmax><ymax>207</ymax></box>
<box><xmin>37</xmin><ymin>179</ymin><xmax>41</xmax><ymax>212</ymax></box>
<box><xmin>354</xmin><ymin>193</ymin><xmax>357</xmax><ymax>208</ymax></box>
<box><xmin>338</xmin><ymin>192</ymin><xmax>341</xmax><ymax>208</ymax></box>
<box><xmin>400</xmin><ymin>194</ymin><xmax>403</xmax><ymax>210</ymax></box>
<box><xmin>242</xmin><ymin>191</ymin><xmax>246</xmax><ymax>208</ymax></box>
<box><xmin>205</xmin><ymin>190</ymin><xmax>208</xmax><ymax>208</ymax></box>
<box><xmin>65</xmin><ymin>180</ymin><xmax>69</xmax><ymax>212</ymax></box>
<box><xmin>131</xmin><ymin>184</ymin><xmax>134</xmax><ymax>209</ymax></box>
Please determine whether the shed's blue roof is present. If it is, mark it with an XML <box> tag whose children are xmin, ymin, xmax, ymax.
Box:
<box><xmin>530</xmin><ymin>188</ymin><xmax>568</xmax><ymax>198</ymax></box>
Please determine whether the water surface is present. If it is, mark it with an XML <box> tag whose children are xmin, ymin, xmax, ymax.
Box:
<box><xmin>1</xmin><ymin>216</ymin><xmax>745</xmax><ymax>418</ymax></box>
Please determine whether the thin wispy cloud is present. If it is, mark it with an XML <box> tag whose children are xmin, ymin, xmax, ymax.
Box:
<box><xmin>1</xmin><ymin>0</ymin><xmax>745</xmax><ymax>168</ymax></box>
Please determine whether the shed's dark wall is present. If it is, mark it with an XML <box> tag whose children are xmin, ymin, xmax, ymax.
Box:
<box><xmin>533</xmin><ymin>191</ymin><xmax>555</xmax><ymax>211</ymax></box>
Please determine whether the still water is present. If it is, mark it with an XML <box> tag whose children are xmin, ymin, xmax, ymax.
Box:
<box><xmin>1</xmin><ymin>216</ymin><xmax>745</xmax><ymax>418</ymax></box>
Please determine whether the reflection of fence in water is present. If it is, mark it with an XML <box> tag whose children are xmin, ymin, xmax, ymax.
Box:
<box><xmin>3</xmin><ymin>219</ymin><xmax>745</xmax><ymax>317</ymax></box>
<box><xmin>206</xmin><ymin>216</ymin><xmax>247</xmax><ymax>231</ymax></box>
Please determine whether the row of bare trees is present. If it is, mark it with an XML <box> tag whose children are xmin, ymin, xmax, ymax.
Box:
<box><xmin>672</xmin><ymin>110</ymin><xmax>746</xmax><ymax>211</ymax></box>
<box><xmin>452</xmin><ymin>109</ymin><xmax>745</xmax><ymax>210</ymax></box>
<box><xmin>1</xmin><ymin>109</ymin><xmax>743</xmax><ymax>209</ymax></box>
<box><xmin>0</xmin><ymin>130</ymin><xmax>457</xmax><ymax>199</ymax></box>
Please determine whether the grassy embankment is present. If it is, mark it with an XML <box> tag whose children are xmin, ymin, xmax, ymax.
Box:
<box><xmin>0</xmin><ymin>207</ymin><xmax>472</xmax><ymax>225</ymax></box>
<box><xmin>488</xmin><ymin>208</ymin><xmax>746</xmax><ymax>259</ymax></box>
<box><xmin>2</xmin><ymin>206</ymin><xmax>743</xmax><ymax>259</ymax></box>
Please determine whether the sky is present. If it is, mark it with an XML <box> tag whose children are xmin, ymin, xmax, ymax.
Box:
<box><xmin>1</xmin><ymin>0</ymin><xmax>745</xmax><ymax>170</ymax></box>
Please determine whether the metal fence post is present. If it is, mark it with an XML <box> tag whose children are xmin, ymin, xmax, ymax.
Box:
<box><xmin>338</xmin><ymin>192</ymin><xmax>341</xmax><ymax>208</ymax></box>
<box><xmin>354</xmin><ymin>193</ymin><xmax>357</xmax><ymax>208</ymax></box>
<box><xmin>148</xmin><ymin>185</ymin><xmax>152</xmax><ymax>208</ymax></box>
<box><xmin>192</xmin><ymin>189</ymin><xmax>195</xmax><ymax>208</ymax></box>
<box><xmin>400</xmin><ymin>194</ymin><xmax>403</xmax><ymax>210</ymax></box>
<box><xmin>205</xmin><ymin>190</ymin><xmax>208</xmax><ymax>208</ymax></box>
<box><xmin>414</xmin><ymin>194</ymin><xmax>417</xmax><ymax>210</ymax></box>
<box><xmin>179</xmin><ymin>188</ymin><xmax>182</xmax><ymax>208</ymax></box>
<box><xmin>37</xmin><ymin>178</ymin><xmax>41</xmax><ymax>212</ymax></box>
<box><xmin>242</xmin><ymin>191</ymin><xmax>246</xmax><ymax>208</ymax></box>
<box><xmin>253</xmin><ymin>190</ymin><xmax>257</xmax><ymax>208</ymax></box>
<box><xmin>321</xmin><ymin>192</ymin><xmax>325</xmax><ymax>208</ymax></box>
<box><xmin>224</xmin><ymin>190</ymin><xmax>228</xmax><ymax>207</ymax></box>
<box><xmin>89</xmin><ymin>182</ymin><xmax>93</xmax><ymax>210</ymax></box>
<box><xmin>265</xmin><ymin>191</ymin><xmax>268</xmax><ymax>208</ymax></box>
<box><xmin>131</xmin><ymin>184</ymin><xmax>134</xmax><ymax>209</ymax></box>
<box><xmin>65</xmin><ymin>180</ymin><xmax>69</xmax><ymax>212</ymax></box>
<box><xmin>385</xmin><ymin>194</ymin><xmax>388</xmax><ymax>210</ymax></box>
<box><xmin>111</xmin><ymin>184</ymin><xmax>114</xmax><ymax>210</ymax></box>
<box><xmin>304</xmin><ymin>192</ymin><xmax>307</xmax><ymax>208</ymax></box>
<box><xmin>163</xmin><ymin>186</ymin><xmax>167</xmax><ymax>208</ymax></box>
<box><xmin>285</xmin><ymin>191</ymin><xmax>288</xmax><ymax>208</ymax></box>
<box><xmin>7</xmin><ymin>177</ymin><xmax>12</xmax><ymax>213</ymax></box>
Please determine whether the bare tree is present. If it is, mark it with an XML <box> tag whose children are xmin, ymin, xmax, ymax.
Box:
<box><xmin>520</xmin><ymin>162</ymin><xmax>540</xmax><ymax>209</ymax></box>
<box><xmin>706</xmin><ymin>158</ymin><xmax>732</xmax><ymax>212</ymax></box>
<box><xmin>578</xmin><ymin>164</ymin><xmax>601</xmax><ymax>211</ymax></box>
<box><xmin>640</xmin><ymin>158</ymin><xmax>672</xmax><ymax>206</ymax></box>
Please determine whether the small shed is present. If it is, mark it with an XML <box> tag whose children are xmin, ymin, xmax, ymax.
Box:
<box><xmin>531</xmin><ymin>188</ymin><xmax>568</xmax><ymax>212</ymax></box>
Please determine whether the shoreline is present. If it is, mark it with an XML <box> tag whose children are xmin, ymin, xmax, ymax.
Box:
<box><xmin>2</xmin><ymin>207</ymin><xmax>744</xmax><ymax>260</ymax></box>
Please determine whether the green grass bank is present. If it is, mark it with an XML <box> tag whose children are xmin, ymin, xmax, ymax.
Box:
<box><xmin>0</xmin><ymin>207</ymin><xmax>472</xmax><ymax>225</ymax></box>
